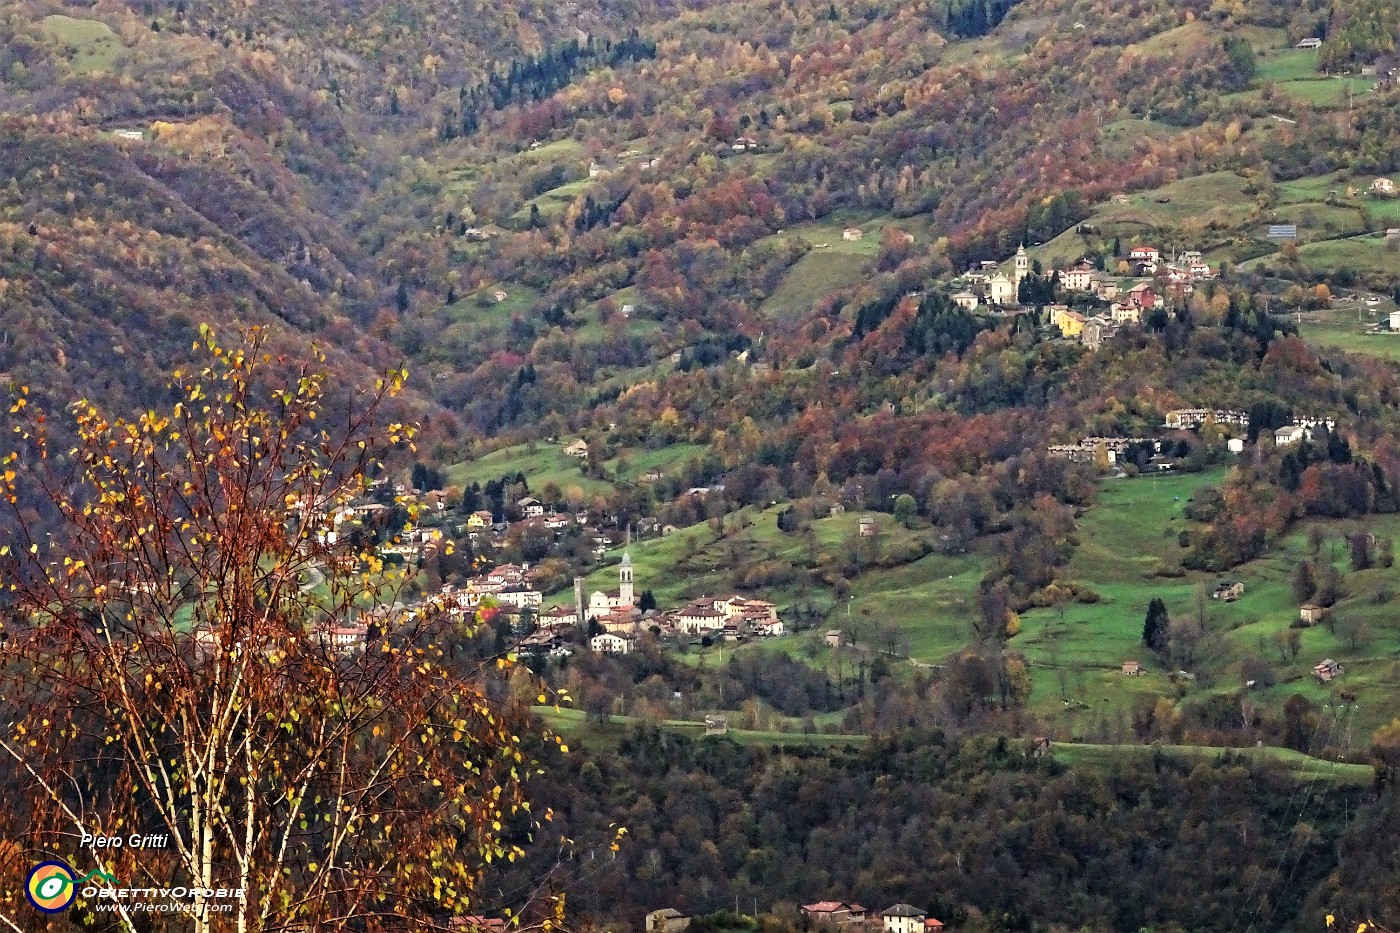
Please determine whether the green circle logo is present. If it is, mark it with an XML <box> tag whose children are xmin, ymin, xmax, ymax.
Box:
<box><xmin>26</xmin><ymin>860</ymin><xmax>78</xmax><ymax>912</ymax></box>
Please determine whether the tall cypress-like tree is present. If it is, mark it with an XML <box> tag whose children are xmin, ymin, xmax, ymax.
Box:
<box><xmin>1291</xmin><ymin>560</ymin><xmax>1317</xmax><ymax>604</ymax></box>
<box><xmin>1143</xmin><ymin>598</ymin><xmax>1169</xmax><ymax>653</ymax></box>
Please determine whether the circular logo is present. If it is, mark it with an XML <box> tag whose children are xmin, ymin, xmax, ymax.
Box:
<box><xmin>26</xmin><ymin>860</ymin><xmax>78</xmax><ymax>913</ymax></box>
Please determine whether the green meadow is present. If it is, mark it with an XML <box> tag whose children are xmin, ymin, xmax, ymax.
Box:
<box><xmin>1299</xmin><ymin>305</ymin><xmax>1400</xmax><ymax>363</ymax></box>
<box><xmin>449</xmin><ymin>441</ymin><xmax>713</xmax><ymax>503</ymax></box>
<box><xmin>1094</xmin><ymin>171</ymin><xmax>1257</xmax><ymax>229</ymax></box>
<box><xmin>761</xmin><ymin>251</ymin><xmax>873</xmax><ymax>321</ymax></box>
<box><xmin>1052</xmin><ymin>741</ymin><xmax>1374</xmax><ymax>785</ymax></box>
<box><xmin>1014</xmin><ymin>468</ymin><xmax>1400</xmax><ymax>738</ymax></box>
<box><xmin>1243</xmin><ymin>236</ymin><xmax>1400</xmax><ymax>278</ymax></box>
<box><xmin>443</xmin><ymin>284</ymin><xmax>542</xmax><ymax>325</ymax></box>
<box><xmin>757</xmin><ymin>217</ymin><xmax>922</xmax><ymax>320</ymax></box>
<box><xmin>1256</xmin><ymin>48</ymin><xmax>1320</xmax><ymax>83</ymax></box>
<box><xmin>40</xmin><ymin>15</ymin><xmax>121</xmax><ymax>73</ymax></box>
<box><xmin>534</xmin><ymin>705</ymin><xmax>869</xmax><ymax>751</ymax></box>
<box><xmin>448</xmin><ymin>443</ymin><xmax>613</xmax><ymax>497</ymax></box>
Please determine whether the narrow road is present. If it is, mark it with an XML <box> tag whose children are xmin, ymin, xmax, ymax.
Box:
<box><xmin>301</xmin><ymin>562</ymin><xmax>326</xmax><ymax>593</ymax></box>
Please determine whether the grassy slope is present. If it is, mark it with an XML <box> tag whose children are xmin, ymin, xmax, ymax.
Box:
<box><xmin>1031</xmin><ymin>171</ymin><xmax>1257</xmax><ymax>267</ymax></box>
<box><xmin>1283</xmin><ymin>238</ymin><xmax>1399</xmax><ymax>277</ymax></box>
<box><xmin>448</xmin><ymin>443</ymin><xmax>613</xmax><ymax>496</ymax></box>
<box><xmin>1014</xmin><ymin>469</ymin><xmax>1400</xmax><ymax>739</ymax></box>
<box><xmin>536</xmin><ymin>464</ymin><xmax>1399</xmax><ymax>751</ymax></box>
<box><xmin>1036</xmin><ymin>31</ymin><xmax>1392</xmax><ymax>273</ymax></box>
<box><xmin>513</xmin><ymin>179</ymin><xmax>593</xmax><ymax>223</ymax></box>
<box><xmin>1300</xmin><ymin>304</ymin><xmax>1400</xmax><ymax>363</ymax></box>
<box><xmin>534</xmin><ymin>705</ymin><xmax>869</xmax><ymax>750</ymax></box>
<box><xmin>757</xmin><ymin>219</ymin><xmax>913</xmax><ymax>321</ymax></box>
<box><xmin>1096</xmin><ymin>171</ymin><xmax>1256</xmax><ymax>228</ymax></box>
<box><xmin>1038</xmin><ymin>164</ymin><xmax>1396</xmax><ymax>277</ymax></box>
<box><xmin>444</xmin><ymin>284</ymin><xmax>542</xmax><ymax>325</ymax></box>
<box><xmin>1256</xmin><ymin>48</ymin><xmax>1322</xmax><ymax>83</ymax></box>
<box><xmin>761</xmin><ymin>252</ymin><xmax>873</xmax><ymax>321</ymax></box>
<box><xmin>448</xmin><ymin>440</ymin><xmax>711</xmax><ymax>500</ymax></box>
<box><xmin>851</xmin><ymin>551</ymin><xmax>986</xmax><ymax>658</ymax></box>
<box><xmin>1052</xmin><ymin>741</ymin><xmax>1374</xmax><ymax>785</ymax></box>
<box><xmin>1229</xmin><ymin>45</ymin><xmax>1378</xmax><ymax>107</ymax></box>
<box><xmin>567</xmin><ymin>505</ymin><xmax>983</xmax><ymax>636</ymax></box>
<box><xmin>40</xmin><ymin>15</ymin><xmax>121</xmax><ymax>73</ymax></box>
<box><xmin>604</xmin><ymin>443</ymin><xmax>709</xmax><ymax>482</ymax></box>
<box><xmin>539</xmin><ymin>464</ymin><xmax>1399</xmax><ymax>742</ymax></box>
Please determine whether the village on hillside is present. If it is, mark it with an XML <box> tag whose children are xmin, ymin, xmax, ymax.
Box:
<box><xmin>283</xmin><ymin>475</ymin><xmax>788</xmax><ymax>663</ymax></box>
<box><xmin>950</xmin><ymin>242</ymin><xmax>1218</xmax><ymax>350</ymax></box>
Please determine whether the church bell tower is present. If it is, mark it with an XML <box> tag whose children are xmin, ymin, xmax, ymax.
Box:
<box><xmin>619</xmin><ymin>552</ymin><xmax>634</xmax><ymax>606</ymax></box>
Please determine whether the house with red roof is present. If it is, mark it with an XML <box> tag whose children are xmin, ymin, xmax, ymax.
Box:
<box><xmin>451</xmin><ymin>918</ymin><xmax>507</xmax><ymax>933</ymax></box>
<box><xmin>802</xmin><ymin>902</ymin><xmax>868</xmax><ymax>925</ymax></box>
<box><xmin>1127</xmin><ymin>283</ymin><xmax>1157</xmax><ymax>309</ymax></box>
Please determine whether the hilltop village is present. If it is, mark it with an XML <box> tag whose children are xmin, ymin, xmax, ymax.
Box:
<box><xmin>951</xmin><ymin>242</ymin><xmax>1218</xmax><ymax>350</ymax></box>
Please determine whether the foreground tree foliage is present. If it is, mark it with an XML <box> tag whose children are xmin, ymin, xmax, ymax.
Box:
<box><xmin>0</xmin><ymin>328</ymin><xmax>551</xmax><ymax>931</ymax></box>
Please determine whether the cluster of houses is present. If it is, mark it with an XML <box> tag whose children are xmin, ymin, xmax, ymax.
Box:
<box><xmin>1272</xmin><ymin>417</ymin><xmax>1337</xmax><ymax>446</ymax></box>
<box><xmin>1119</xmin><ymin>578</ymin><xmax>1350</xmax><ymax>690</ymax></box>
<box><xmin>444</xmin><ymin>563</ymin><xmax>545</xmax><ymax>612</ymax></box>
<box><xmin>290</xmin><ymin>482</ymin><xmax>453</xmax><ymax>563</ymax></box>
<box><xmin>1046</xmin><ymin>408</ymin><xmax>1345</xmax><ymax>469</ymax></box>
<box><xmin>1314</xmin><ymin>658</ymin><xmax>1344</xmax><ymax>682</ymax></box>
<box><xmin>296</xmin><ymin>548</ymin><xmax>771</xmax><ymax>663</ymax></box>
<box><xmin>951</xmin><ymin>243</ymin><xmax>1216</xmax><ymax>351</ymax></box>
<box><xmin>589</xmin><ymin>151</ymin><xmax>663</xmax><ymax>179</ymax></box>
<box><xmin>1163</xmin><ymin>408</ymin><xmax>1249</xmax><ymax>430</ymax></box>
<box><xmin>801</xmin><ymin>903</ymin><xmax>943</xmax><ymax>933</ymax></box>
<box><xmin>643</xmin><ymin>904</ymin><xmax>944</xmax><ymax>933</ymax></box>
<box><xmin>1117</xmin><ymin>246</ymin><xmax>1216</xmax><ymax>283</ymax></box>
<box><xmin>1212</xmin><ymin>580</ymin><xmax>1245</xmax><ymax>602</ymax></box>
<box><xmin>588</xmin><ymin>135</ymin><xmax>761</xmax><ymax>180</ymax></box>
<box><xmin>1047</xmin><ymin>436</ymin><xmax>1159</xmax><ymax>465</ymax></box>
<box><xmin>513</xmin><ymin>554</ymin><xmax>785</xmax><ymax>658</ymax></box>
<box><xmin>284</xmin><ymin>455</ymin><xmax>789</xmax><ymax>664</ymax></box>
<box><xmin>463</xmin><ymin>487</ymin><xmax>680</xmax><ymax>560</ymax></box>
<box><xmin>1047</xmin><ymin>408</ymin><xmax>1249</xmax><ymax>468</ymax></box>
<box><xmin>310</xmin><ymin>481</ymin><xmax>627</xmax><ymax>567</ymax></box>
<box><xmin>1045</xmin><ymin>299</ymin><xmax>1143</xmax><ymax>348</ymax></box>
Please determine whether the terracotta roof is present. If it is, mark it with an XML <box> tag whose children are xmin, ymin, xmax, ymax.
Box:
<box><xmin>452</xmin><ymin>918</ymin><xmax>506</xmax><ymax>932</ymax></box>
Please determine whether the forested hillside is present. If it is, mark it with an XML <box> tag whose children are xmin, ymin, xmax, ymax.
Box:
<box><xmin>482</xmin><ymin>727</ymin><xmax>1400</xmax><ymax>932</ymax></box>
<box><xmin>357</xmin><ymin>0</ymin><xmax>1396</xmax><ymax>437</ymax></box>
<box><xmin>0</xmin><ymin>0</ymin><xmax>680</xmax><ymax>435</ymax></box>
<box><xmin>3</xmin><ymin>0</ymin><xmax>1396</xmax><ymax>437</ymax></box>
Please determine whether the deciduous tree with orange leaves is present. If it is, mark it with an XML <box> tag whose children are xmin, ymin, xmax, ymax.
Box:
<box><xmin>0</xmin><ymin>327</ymin><xmax>561</xmax><ymax>932</ymax></box>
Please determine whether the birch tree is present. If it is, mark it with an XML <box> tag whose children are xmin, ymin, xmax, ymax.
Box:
<box><xmin>0</xmin><ymin>327</ymin><xmax>556</xmax><ymax>932</ymax></box>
